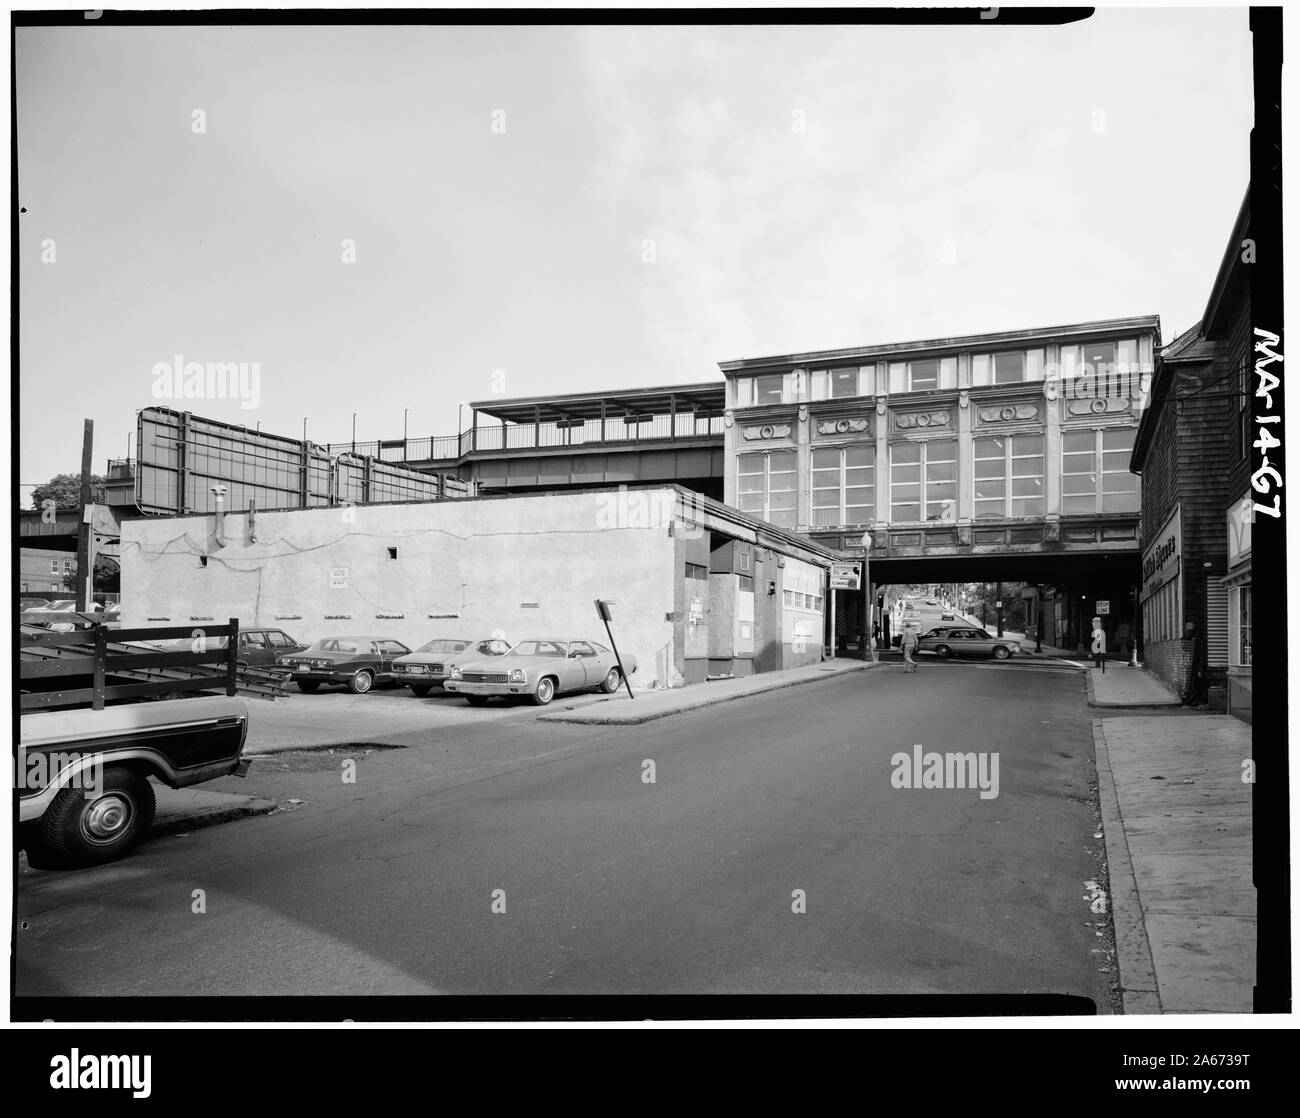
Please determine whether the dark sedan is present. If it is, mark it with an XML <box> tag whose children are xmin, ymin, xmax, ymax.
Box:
<box><xmin>276</xmin><ymin>636</ymin><xmax>411</xmax><ymax>693</ymax></box>
<box><xmin>917</xmin><ymin>627</ymin><xmax>1018</xmax><ymax>660</ymax></box>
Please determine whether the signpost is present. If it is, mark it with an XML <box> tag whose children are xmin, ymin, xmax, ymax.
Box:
<box><xmin>829</xmin><ymin>562</ymin><xmax>861</xmax><ymax>589</ymax></box>
<box><xmin>1096</xmin><ymin>600</ymin><xmax>1110</xmax><ymax>615</ymax></box>
<box><xmin>594</xmin><ymin>599</ymin><xmax>634</xmax><ymax>699</ymax></box>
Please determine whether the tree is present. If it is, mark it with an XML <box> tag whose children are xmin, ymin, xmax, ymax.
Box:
<box><xmin>30</xmin><ymin>473</ymin><xmax>108</xmax><ymax>510</ymax></box>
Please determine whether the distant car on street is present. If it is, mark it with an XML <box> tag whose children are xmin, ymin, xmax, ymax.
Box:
<box><xmin>392</xmin><ymin>635</ymin><xmax>512</xmax><ymax>695</ymax></box>
<box><xmin>276</xmin><ymin>636</ymin><xmax>411</xmax><ymax>693</ymax></box>
<box><xmin>445</xmin><ymin>638</ymin><xmax>637</xmax><ymax>706</ymax></box>
<box><xmin>918</xmin><ymin>627</ymin><xmax>1017</xmax><ymax>660</ymax></box>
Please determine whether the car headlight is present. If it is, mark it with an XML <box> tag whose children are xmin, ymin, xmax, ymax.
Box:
<box><xmin>449</xmin><ymin>666</ymin><xmax>462</xmax><ymax>680</ymax></box>
<box><xmin>509</xmin><ymin>668</ymin><xmax>526</xmax><ymax>683</ymax></box>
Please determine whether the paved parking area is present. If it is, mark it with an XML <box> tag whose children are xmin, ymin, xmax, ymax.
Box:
<box><xmin>242</xmin><ymin>683</ymin><xmax>614</xmax><ymax>753</ymax></box>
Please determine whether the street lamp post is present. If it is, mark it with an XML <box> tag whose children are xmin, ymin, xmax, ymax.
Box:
<box><xmin>861</xmin><ymin>532</ymin><xmax>875</xmax><ymax>662</ymax></box>
<box><xmin>403</xmin><ymin>408</ymin><xmax>409</xmax><ymax>458</ymax></box>
<box><xmin>1035</xmin><ymin>584</ymin><xmax>1044</xmax><ymax>653</ymax></box>
<box><xmin>352</xmin><ymin>412</ymin><xmax>357</xmax><ymax>455</ymax></box>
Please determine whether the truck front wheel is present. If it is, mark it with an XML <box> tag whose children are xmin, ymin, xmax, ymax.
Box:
<box><xmin>39</xmin><ymin>767</ymin><xmax>156</xmax><ymax>868</ymax></box>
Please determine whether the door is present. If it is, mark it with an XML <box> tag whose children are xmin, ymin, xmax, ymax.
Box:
<box><xmin>238</xmin><ymin>631</ymin><xmax>270</xmax><ymax>666</ymax></box>
<box><xmin>563</xmin><ymin>641</ymin><xmax>598</xmax><ymax>690</ymax></box>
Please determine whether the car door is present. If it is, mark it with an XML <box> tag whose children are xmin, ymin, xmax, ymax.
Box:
<box><xmin>558</xmin><ymin>642</ymin><xmax>593</xmax><ymax>691</ymax></box>
<box><xmin>238</xmin><ymin>631</ymin><xmax>270</xmax><ymax>666</ymax></box>
<box><xmin>377</xmin><ymin>640</ymin><xmax>409</xmax><ymax>679</ymax></box>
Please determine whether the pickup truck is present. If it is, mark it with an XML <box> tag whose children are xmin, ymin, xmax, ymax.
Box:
<box><xmin>19</xmin><ymin>619</ymin><xmax>276</xmax><ymax>869</ymax></box>
<box><xmin>19</xmin><ymin>695</ymin><xmax>250</xmax><ymax>868</ymax></box>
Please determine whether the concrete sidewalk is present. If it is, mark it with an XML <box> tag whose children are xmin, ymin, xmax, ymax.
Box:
<box><xmin>1087</xmin><ymin>665</ymin><xmax>1182</xmax><ymax>708</ymax></box>
<box><xmin>1092</xmin><ymin>715</ymin><xmax>1254</xmax><ymax>1013</ymax></box>
<box><xmin>536</xmin><ymin>657</ymin><xmax>877</xmax><ymax>725</ymax></box>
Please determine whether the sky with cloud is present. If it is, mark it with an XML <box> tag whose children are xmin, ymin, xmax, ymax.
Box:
<box><xmin>16</xmin><ymin>10</ymin><xmax>1253</xmax><ymax>498</ymax></box>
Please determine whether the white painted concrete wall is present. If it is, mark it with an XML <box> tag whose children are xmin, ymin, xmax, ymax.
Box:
<box><xmin>121</xmin><ymin>489</ymin><xmax>681</xmax><ymax>689</ymax></box>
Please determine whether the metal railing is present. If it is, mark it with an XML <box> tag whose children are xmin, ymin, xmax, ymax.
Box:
<box><xmin>324</xmin><ymin>414</ymin><xmax>723</xmax><ymax>462</ymax></box>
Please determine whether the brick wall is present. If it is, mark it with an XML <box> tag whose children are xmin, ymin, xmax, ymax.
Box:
<box><xmin>1146</xmin><ymin>637</ymin><xmax>1196</xmax><ymax>700</ymax></box>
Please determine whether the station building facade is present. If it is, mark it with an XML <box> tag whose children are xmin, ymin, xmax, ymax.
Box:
<box><xmin>718</xmin><ymin>316</ymin><xmax>1159</xmax><ymax>651</ymax></box>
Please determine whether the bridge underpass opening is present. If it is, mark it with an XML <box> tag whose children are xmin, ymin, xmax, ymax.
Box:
<box><xmin>825</xmin><ymin>551</ymin><xmax>1141</xmax><ymax>658</ymax></box>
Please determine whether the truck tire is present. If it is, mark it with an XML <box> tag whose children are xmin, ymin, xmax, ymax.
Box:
<box><xmin>39</xmin><ymin>767</ymin><xmax>156</xmax><ymax>868</ymax></box>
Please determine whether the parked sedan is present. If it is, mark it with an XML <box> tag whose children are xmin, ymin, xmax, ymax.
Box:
<box><xmin>917</xmin><ymin>627</ymin><xmax>1017</xmax><ymax>660</ymax></box>
<box><xmin>444</xmin><ymin>638</ymin><xmax>637</xmax><ymax>706</ymax></box>
<box><xmin>276</xmin><ymin>636</ymin><xmax>411</xmax><ymax>693</ymax></box>
<box><xmin>392</xmin><ymin>635</ymin><xmax>512</xmax><ymax>695</ymax></box>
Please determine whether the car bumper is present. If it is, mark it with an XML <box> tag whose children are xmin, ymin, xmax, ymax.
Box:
<box><xmin>395</xmin><ymin>673</ymin><xmax>446</xmax><ymax>686</ymax></box>
<box><xmin>444</xmin><ymin>680</ymin><xmax>530</xmax><ymax>696</ymax></box>
<box><xmin>289</xmin><ymin>670</ymin><xmax>364</xmax><ymax>683</ymax></box>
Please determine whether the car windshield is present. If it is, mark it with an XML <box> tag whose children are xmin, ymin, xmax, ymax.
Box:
<box><xmin>417</xmin><ymin>639</ymin><xmax>470</xmax><ymax>654</ymax></box>
<box><xmin>506</xmin><ymin>640</ymin><xmax>567</xmax><ymax>657</ymax></box>
<box><xmin>308</xmin><ymin>638</ymin><xmax>362</xmax><ymax>654</ymax></box>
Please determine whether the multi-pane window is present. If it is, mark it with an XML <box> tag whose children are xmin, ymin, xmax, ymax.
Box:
<box><xmin>49</xmin><ymin>559</ymin><xmax>59</xmax><ymax>574</ymax></box>
<box><xmin>734</xmin><ymin>373</ymin><xmax>786</xmax><ymax>407</ymax></box>
<box><xmin>972</xmin><ymin>349</ymin><xmax>1045</xmax><ymax>385</ymax></box>
<box><xmin>890</xmin><ymin>440</ymin><xmax>956</xmax><ymax>523</ymax></box>
<box><xmin>1239</xmin><ymin>586</ymin><xmax>1252</xmax><ymax>666</ymax></box>
<box><xmin>1057</xmin><ymin>339</ymin><xmax>1139</xmax><ymax>398</ymax></box>
<box><xmin>811</xmin><ymin>445</ymin><xmax>874</xmax><ymax>526</ymax></box>
<box><xmin>1061</xmin><ymin>427</ymin><xmax>1139</xmax><ymax>513</ymax></box>
<box><xmin>973</xmin><ymin>435</ymin><xmax>1045</xmax><ymax>518</ymax></box>
<box><xmin>737</xmin><ymin>450</ymin><xmax>797</xmax><ymax>528</ymax></box>
<box><xmin>888</xmin><ymin>357</ymin><xmax>957</xmax><ymax>393</ymax></box>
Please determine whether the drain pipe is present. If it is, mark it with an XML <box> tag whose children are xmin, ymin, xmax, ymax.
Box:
<box><xmin>211</xmin><ymin>484</ymin><xmax>228</xmax><ymax>548</ymax></box>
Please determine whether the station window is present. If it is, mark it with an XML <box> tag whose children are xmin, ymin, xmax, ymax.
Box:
<box><xmin>736</xmin><ymin>450</ymin><xmax>797</xmax><ymax>529</ymax></box>
<box><xmin>972</xmin><ymin>348</ymin><xmax>1045</xmax><ymax>386</ymax></box>
<box><xmin>1061</xmin><ymin>427</ymin><xmax>1138</xmax><ymax>514</ymax></box>
<box><xmin>888</xmin><ymin>357</ymin><xmax>957</xmax><ymax>393</ymax></box>
<box><xmin>890</xmin><ymin>440</ymin><xmax>956</xmax><ymax>523</ymax></box>
<box><xmin>735</xmin><ymin>373</ymin><xmax>786</xmax><ymax>408</ymax></box>
<box><xmin>811</xmin><ymin>444</ymin><xmax>874</xmax><ymax>527</ymax></box>
<box><xmin>973</xmin><ymin>435</ymin><xmax>1044</xmax><ymax>518</ymax></box>
<box><xmin>685</xmin><ymin>561</ymin><xmax>708</xmax><ymax>580</ymax></box>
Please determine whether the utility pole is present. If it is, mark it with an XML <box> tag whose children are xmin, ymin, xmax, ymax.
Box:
<box><xmin>75</xmin><ymin>419</ymin><xmax>94</xmax><ymax>612</ymax></box>
<box><xmin>996</xmin><ymin>580</ymin><xmax>1004</xmax><ymax>637</ymax></box>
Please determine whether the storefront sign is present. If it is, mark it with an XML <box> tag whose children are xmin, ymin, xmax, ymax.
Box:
<box><xmin>830</xmin><ymin>562</ymin><xmax>861</xmax><ymax>589</ymax></box>
<box><xmin>1141</xmin><ymin>504</ymin><xmax>1182</xmax><ymax>599</ymax></box>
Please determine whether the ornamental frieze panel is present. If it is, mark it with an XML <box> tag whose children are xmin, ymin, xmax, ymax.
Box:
<box><xmin>741</xmin><ymin>422</ymin><xmax>793</xmax><ymax>441</ymax></box>
<box><xmin>814</xmin><ymin>416</ymin><xmax>871</xmax><ymax>437</ymax></box>
<box><xmin>1065</xmin><ymin>396</ymin><xmax>1132</xmax><ymax>417</ymax></box>
<box><xmin>976</xmin><ymin>401</ymin><xmax>1040</xmax><ymax>425</ymax></box>
<box><xmin>893</xmin><ymin>409</ymin><xmax>951</xmax><ymax>431</ymax></box>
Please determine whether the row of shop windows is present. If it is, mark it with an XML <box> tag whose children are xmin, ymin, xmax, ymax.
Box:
<box><xmin>684</xmin><ymin>560</ymin><xmax>825</xmax><ymax>612</ymax></box>
<box><xmin>1144</xmin><ymin>580</ymin><xmax>1181</xmax><ymax>643</ymax></box>
<box><xmin>738</xmin><ymin>428</ymin><xmax>1138</xmax><ymax>529</ymax></box>
<box><xmin>733</xmin><ymin>339</ymin><xmax>1147</xmax><ymax>405</ymax></box>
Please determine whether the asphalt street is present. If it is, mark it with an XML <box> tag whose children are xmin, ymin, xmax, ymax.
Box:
<box><xmin>16</xmin><ymin>657</ymin><xmax>1117</xmax><ymax>1006</ymax></box>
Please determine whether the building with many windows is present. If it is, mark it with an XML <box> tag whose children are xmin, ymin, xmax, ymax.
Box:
<box><xmin>720</xmin><ymin>316</ymin><xmax>1159</xmax><ymax>651</ymax></box>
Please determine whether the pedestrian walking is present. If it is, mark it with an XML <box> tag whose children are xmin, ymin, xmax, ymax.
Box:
<box><xmin>900</xmin><ymin>624</ymin><xmax>919</xmax><ymax>673</ymax></box>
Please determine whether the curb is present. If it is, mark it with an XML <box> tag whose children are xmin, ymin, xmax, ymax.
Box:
<box><xmin>1091</xmin><ymin>718</ymin><xmax>1162</xmax><ymax>1014</ymax></box>
<box><xmin>536</xmin><ymin>659</ymin><xmax>879</xmax><ymax>726</ymax></box>
<box><xmin>152</xmin><ymin>797</ymin><xmax>278</xmax><ymax>837</ymax></box>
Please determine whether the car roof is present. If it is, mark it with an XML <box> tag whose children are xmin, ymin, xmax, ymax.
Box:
<box><xmin>311</xmin><ymin>635</ymin><xmax>402</xmax><ymax>642</ymax></box>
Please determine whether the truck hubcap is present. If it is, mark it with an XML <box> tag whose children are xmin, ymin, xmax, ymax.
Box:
<box><xmin>83</xmin><ymin>794</ymin><xmax>132</xmax><ymax>843</ymax></box>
